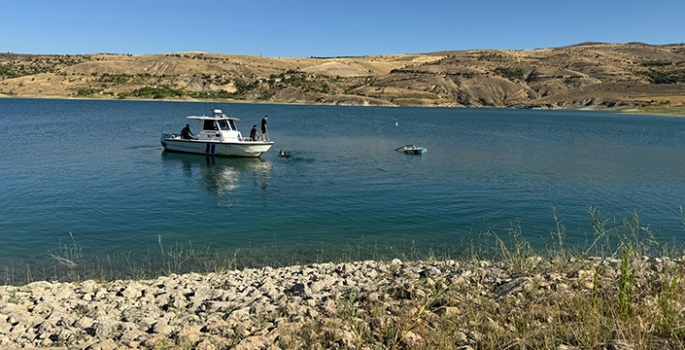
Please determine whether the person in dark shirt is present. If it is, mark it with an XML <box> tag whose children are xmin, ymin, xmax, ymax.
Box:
<box><xmin>250</xmin><ymin>125</ymin><xmax>259</xmax><ymax>140</ymax></box>
<box><xmin>261</xmin><ymin>115</ymin><xmax>268</xmax><ymax>140</ymax></box>
<box><xmin>180</xmin><ymin>124</ymin><xmax>194</xmax><ymax>140</ymax></box>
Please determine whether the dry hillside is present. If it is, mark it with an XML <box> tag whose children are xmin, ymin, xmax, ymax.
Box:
<box><xmin>2</xmin><ymin>43</ymin><xmax>685</xmax><ymax>111</ymax></box>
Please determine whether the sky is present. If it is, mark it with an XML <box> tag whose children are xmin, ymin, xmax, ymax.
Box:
<box><xmin>2</xmin><ymin>0</ymin><xmax>684</xmax><ymax>57</ymax></box>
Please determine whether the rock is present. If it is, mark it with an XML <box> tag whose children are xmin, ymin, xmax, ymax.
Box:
<box><xmin>402</xmin><ymin>330</ymin><xmax>423</xmax><ymax>347</ymax></box>
<box><xmin>120</xmin><ymin>282</ymin><xmax>144</xmax><ymax>300</ymax></box>
<box><xmin>204</xmin><ymin>317</ymin><xmax>233</xmax><ymax>337</ymax></box>
<box><xmin>604</xmin><ymin>339</ymin><xmax>635</xmax><ymax>350</ymax></box>
<box><xmin>306</xmin><ymin>307</ymin><xmax>319</xmax><ymax>318</ymax></box>
<box><xmin>335</xmin><ymin>263</ymin><xmax>352</xmax><ymax>274</ymax></box>
<box><xmin>235</xmin><ymin>320</ymin><xmax>252</xmax><ymax>337</ymax></box>
<box><xmin>120</xmin><ymin>328</ymin><xmax>146</xmax><ymax>344</ymax></box>
<box><xmin>248</xmin><ymin>296</ymin><xmax>270</xmax><ymax>314</ymax></box>
<box><xmin>569</xmin><ymin>269</ymin><xmax>595</xmax><ymax>280</ymax></box>
<box><xmin>309</xmin><ymin>280</ymin><xmax>325</xmax><ymax>294</ymax></box>
<box><xmin>151</xmin><ymin>321</ymin><xmax>174</xmax><ymax>337</ymax></box>
<box><xmin>258</xmin><ymin>281</ymin><xmax>280</xmax><ymax>300</ymax></box>
<box><xmin>196</xmin><ymin>339</ymin><xmax>217</xmax><ymax>350</ymax></box>
<box><xmin>86</xmin><ymin>338</ymin><xmax>118</xmax><ymax>350</ymax></box>
<box><xmin>75</xmin><ymin>316</ymin><xmax>95</xmax><ymax>329</ymax></box>
<box><xmin>557</xmin><ymin>345</ymin><xmax>581</xmax><ymax>350</ymax></box>
<box><xmin>221</xmin><ymin>288</ymin><xmax>238</xmax><ymax>301</ymax></box>
<box><xmin>554</xmin><ymin>283</ymin><xmax>571</xmax><ymax>293</ymax></box>
<box><xmin>0</xmin><ymin>256</ymin><xmax>678</xmax><ymax>349</ymax></box>
<box><xmin>144</xmin><ymin>334</ymin><xmax>170</xmax><ymax>349</ymax></box>
<box><xmin>0</xmin><ymin>317</ymin><xmax>11</xmax><ymax>335</ymax></box>
<box><xmin>497</xmin><ymin>277</ymin><xmax>531</xmax><ymax>296</ymax></box>
<box><xmin>484</xmin><ymin>267</ymin><xmax>510</xmax><ymax>283</ymax></box>
<box><xmin>366</xmin><ymin>291</ymin><xmax>380</xmax><ymax>302</ymax></box>
<box><xmin>204</xmin><ymin>300</ymin><xmax>236</xmax><ymax>313</ymax></box>
<box><xmin>231</xmin><ymin>306</ymin><xmax>251</xmax><ymax>319</ymax></box>
<box><xmin>444</xmin><ymin>306</ymin><xmax>461</xmax><ymax>317</ymax></box>
<box><xmin>25</xmin><ymin>281</ymin><xmax>52</xmax><ymax>298</ymax></box>
<box><xmin>285</xmin><ymin>283</ymin><xmax>306</xmax><ymax>297</ymax></box>
<box><xmin>78</xmin><ymin>280</ymin><xmax>100</xmax><ymax>294</ymax></box>
<box><xmin>178</xmin><ymin>324</ymin><xmax>203</xmax><ymax>344</ymax></box>
<box><xmin>236</xmin><ymin>335</ymin><xmax>269</xmax><ymax>350</ymax></box>
<box><xmin>420</xmin><ymin>266</ymin><xmax>441</xmax><ymax>278</ymax></box>
<box><xmin>170</xmin><ymin>290</ymin><xmax>188</xmax><ymax>309</ymax></box>
<box><xmin>323</xmin><ymin>298</ymin><xmax>336</xmax><ymax>315</ymax></box>
<box><xmin>53</xmin><ymin>284</ymin><xmax>75</xmax><ymax>300</ymax></box>
<box><xmin>92</xmin><ymin>317</ymin><xmax>119</xmax><ymax>339</ymax></box>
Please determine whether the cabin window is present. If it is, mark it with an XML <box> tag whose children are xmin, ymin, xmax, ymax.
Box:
<box><xmin>218</xmin><ymin>120</ymin><xmax>231</xmax><ymax>130</ymax></box>
<box><xmin>229</xmin><ymin>120</ymin><xmax>237</xmax><ymax>130</ymax></box>
<box><xmin>203</xmin><ymin>120</ymin><xmax>218</xmax><ymax>130</ymax></box>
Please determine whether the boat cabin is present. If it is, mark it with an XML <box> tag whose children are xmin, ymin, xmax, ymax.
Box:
<box><xmin>188</xmin><ymin>109</ymin><xmax>245</xmax><ymax>142</ymax></box>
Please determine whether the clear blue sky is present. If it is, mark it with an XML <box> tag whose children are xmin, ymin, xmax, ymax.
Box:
<box><xmin>2</xmin><ymin>0</ymin><xmax>683</xmax><ymax>57</ymax></box>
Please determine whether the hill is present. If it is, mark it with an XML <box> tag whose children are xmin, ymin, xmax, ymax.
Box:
<box><xmin>2</xmin><ymin>43</ymin><xmax>685</xmax><ymax>113</ymax></box>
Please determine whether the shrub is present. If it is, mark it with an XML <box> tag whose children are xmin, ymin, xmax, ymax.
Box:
<box><xmin>132</xmin><ymin>85</ymin><xmax>184</xmax><ymax>98</ymax></box>
<box><xmin>494</xmin><ymin>67</ymin><xmax>525</xmax><ymax>81</ymax></box>
<box><xmin>76</xmin><ymin>88</ymin><xmax>101</xmax><ymax>96</ymax></box>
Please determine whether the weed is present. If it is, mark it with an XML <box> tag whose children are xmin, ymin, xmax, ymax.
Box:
<box><xmin>618</xmin><ymin>244</ymin><xmax>637</xmax><ymax>319</ymax></box>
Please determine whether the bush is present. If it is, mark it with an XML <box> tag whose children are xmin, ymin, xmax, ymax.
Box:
<box><xmin>494</xmin><ymin>67</ymin><xmax>525</xmax><ymax>81</ymax></box>
<box><xmin>639</xmin><ymin>60</ymin><xmax>672</xmax><ymax>67</ymax></box>
<box><xmin>132</xmin><ymin>85</ymin><xmax>184</xmax><ymax>98</ymax></box>
<box><xmin>634</xmin><ymin>69</ymin><xmax>685</xmax><ymax>84</ymax></box>
<box><xmin>76</xmin><ymin>88</ymin><xmax>101</xmax><ymax>96</ymax></box>
<box><xmin>234</xmin><ymin>79</ymin><xmax>258</xmax><ymax>94</ymax></box>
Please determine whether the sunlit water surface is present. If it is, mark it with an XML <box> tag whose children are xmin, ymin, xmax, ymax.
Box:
<box><xmin>2</xmin><ymin>98</ymin><xmax>685</xmax><ymax>279</ymax></box>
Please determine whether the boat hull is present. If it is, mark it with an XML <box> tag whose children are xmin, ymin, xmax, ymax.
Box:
<box><xmin>161</xmin><ymin>136</ymin><xmax>273</xmax><ymax>158</ymax></box>
<box><xmin>395</xmin><ymin>144</ymin><xmax>427</xmax><ymax>155</ymax></box>
<box><xmin>403</xmin><ymin>147</ymin><xmax>426</xmax><ymax>155</ymax></box>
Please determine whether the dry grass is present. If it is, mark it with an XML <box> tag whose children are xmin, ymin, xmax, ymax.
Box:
<box><xmin>272</xmin><ymin>253</ymin><xmax>685</xmax><ymax>349</ymax></box>
<box><xmin>276</xmin><ymin>209</ymin><xmax>685</xmax><ymax>350</ymax></box>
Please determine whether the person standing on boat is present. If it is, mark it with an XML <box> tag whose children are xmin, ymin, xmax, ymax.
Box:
<box><xmin>261</xmin><ymin>115</ymin><xmax>268</xmax><ymax>141</ymax></box>
<box><xmin>250</xmin><ymin>125</ymin><xmax>260</xmax><ymax>140</ymax></box>
<box><xmin>180</xmin><ymin>124</ymin><xmax>194</xmax><ymax>140</ymax></box>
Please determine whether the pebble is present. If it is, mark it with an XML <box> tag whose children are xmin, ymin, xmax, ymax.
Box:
<box><xmin>0</xmin><ymin>257</ymin><xmax>655</xmax><ymax>349</ymax></box>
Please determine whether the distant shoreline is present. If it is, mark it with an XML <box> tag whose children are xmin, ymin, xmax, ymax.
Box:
<box><xmin>2</xmin><ymin>94</ymin><xmax>684</xmax><ymax>117</ymax></box>
<box><xmin>2</xmin><ymin>44</ymin><xmax>685</xmax><ymax>113</ymax></box>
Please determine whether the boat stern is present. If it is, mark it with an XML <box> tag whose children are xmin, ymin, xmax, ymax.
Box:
<box><xmin>160</xmin><ymin>133</ymin><xmax>177</xmax><ymax>148</ymax></box>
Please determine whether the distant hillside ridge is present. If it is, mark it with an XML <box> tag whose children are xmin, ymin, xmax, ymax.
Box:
<box><xmin>2</xmin><ymin>43</ymin><xmax>685</xmax><ymax>112</ymax></box>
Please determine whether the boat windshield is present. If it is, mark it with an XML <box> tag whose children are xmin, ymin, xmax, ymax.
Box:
<box><xmin>217</xmin><ymin>120</ymin><xmax>231</xmax><ymax>130</ymax></box>
<box><xmin>203</xmin><ymin>120</ymin><xmax>219</xmax><ymax>130</ymax></box>
<box><xmin>201</xmin><ymin>118</ymin><xmax>235</xmax><ymax>131</ymax></box>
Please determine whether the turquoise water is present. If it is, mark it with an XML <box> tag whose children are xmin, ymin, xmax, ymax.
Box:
<box><xmin>2</xmin><ymin>98</ymin><xmax>685</xmax><ymax>278</ymax></box>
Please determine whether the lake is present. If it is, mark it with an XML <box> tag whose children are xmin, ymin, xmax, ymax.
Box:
<box><xmin>2</xmin><ymin>98</ymin><xmax>685</xmax><ymax>281</ymax></box>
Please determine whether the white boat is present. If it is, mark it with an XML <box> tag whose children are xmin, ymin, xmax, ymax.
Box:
<box><xmin>395</xmin><ymin>144</ymin><xmax>427</xmax><ymax>155</ymax></box>
<box><xmin>161</xmin><ymin>108</ymin><xmax>274</xmax><ymax>157</ymax></box>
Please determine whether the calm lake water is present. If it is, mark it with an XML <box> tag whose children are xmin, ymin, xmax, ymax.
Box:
<box><xmin>2</xmin><ymin>98</ymin><xmax>685</xmax><ymax>280</ymax></box>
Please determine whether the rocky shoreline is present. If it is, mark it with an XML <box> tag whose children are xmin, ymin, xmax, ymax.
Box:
<box><xmin>1</xmin><ymin>256</ymin><xmax>682</xmax><ymax>349</ymax></box>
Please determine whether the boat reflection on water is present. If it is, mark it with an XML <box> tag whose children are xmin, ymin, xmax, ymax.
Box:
<box><xmin>161</xmin><ymin>151</ymin><xmax>272</xmax><ymax>197</ymax></box>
